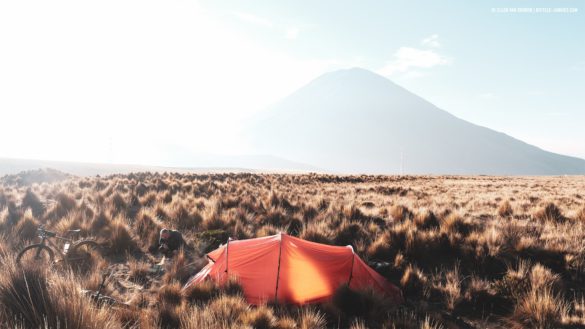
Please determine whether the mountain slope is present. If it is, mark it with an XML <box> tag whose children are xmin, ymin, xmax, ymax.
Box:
<box><xmin>249</xmin><ymin>68</ymin><xmax>585</xmax><ymax>175</ymax></box>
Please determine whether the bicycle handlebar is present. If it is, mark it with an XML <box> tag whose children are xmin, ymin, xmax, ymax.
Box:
<box><xmin>37</xmin><ymin>227</ymin><xmax>56</xmax><ymax>238</ymax></box>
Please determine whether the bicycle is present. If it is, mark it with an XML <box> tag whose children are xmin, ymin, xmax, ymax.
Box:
<box><xmin>16</xmin><ymin>225</ymin><xmax>102</xmax><ymax>268</ymax></box>
<box><xmin>83</xmin><ymin>271</ymin><xmax>130</xmax><ymax>308</ymax></box>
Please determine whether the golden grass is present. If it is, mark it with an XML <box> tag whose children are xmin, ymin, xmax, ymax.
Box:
<box><xmin>0</xmin><ymin>172</ymin><xmax>584</xmax><ymax>328</ymax></box>
<box><xmin>0</xmin><ymin>257</ymin><xmax>119</xmax><ymax>328</ymax></box>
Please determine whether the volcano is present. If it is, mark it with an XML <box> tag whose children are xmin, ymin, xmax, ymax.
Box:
<box><xmin>248</xmin><ymin>68</ymin><xmax>585</xmax><ymax>175</ymax></box>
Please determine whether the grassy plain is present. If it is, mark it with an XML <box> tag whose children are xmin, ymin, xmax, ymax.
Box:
<box><xmin>1</xmin><ymin>170</ymin><xmax>585</xmax><ymax>328</ymax></box>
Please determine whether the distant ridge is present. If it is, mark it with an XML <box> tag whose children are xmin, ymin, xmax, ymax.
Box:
<box><xmin>0</xmin><ymin>155</ymin><xmax>319</xmax><ymax>177</ymax></box>
<box><xmin>0</xmin><ymin>168</ymin><xmax>71</xmax><ymax>186</ymax></box>
<box><xmin>249</xmin><ymin>67</ymin><xmax>585</xmax><ymax>175</ymax></box>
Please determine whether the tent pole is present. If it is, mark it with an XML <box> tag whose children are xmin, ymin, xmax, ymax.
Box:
<box><xmin>224</xmin><ymin>238</ymin><xmax>230</xmax><ymax>275</ymax></box>
<box><xmin>274</xmin><ymin>233</ymin><xmax>283</xmax><ymax>303</ymax></box>
<box><xmin>347</xmin><ymin>248</ymin><xmax>355</xmax><ymax>286</ymax></box>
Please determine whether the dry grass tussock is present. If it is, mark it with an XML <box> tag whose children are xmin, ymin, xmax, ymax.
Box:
<box><xmin>0</xmin><ymin>172</ymin><xmax>584</xmax><ymax>328</ymax></box>
<box><xmin>0</xmin><ymin>257</ymin><xmax>119</xmax><ymax>328</ymax></box>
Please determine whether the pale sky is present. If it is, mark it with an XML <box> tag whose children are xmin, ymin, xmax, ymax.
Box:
<box><xmin>1</xmin><ymin>0</ymin><xmax>583</xmax><ymax>166</ymax></box>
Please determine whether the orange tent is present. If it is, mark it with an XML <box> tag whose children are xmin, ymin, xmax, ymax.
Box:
<box><xmin>184</xmin><ymin>233</ymin><xmax>403</xmax><ymax>305</ymax></box>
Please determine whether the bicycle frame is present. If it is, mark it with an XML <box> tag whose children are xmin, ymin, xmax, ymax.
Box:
<box><xmin>37</xmin><ymin>231</ymin><xmax>74</xmax><ymax>260</ymax></box>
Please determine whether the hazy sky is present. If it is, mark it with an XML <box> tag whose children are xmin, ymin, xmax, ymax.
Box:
<box><xmin>1</xmin><ymin>0</ymin><xmax>583</xmax><ymax>166</ymax></box>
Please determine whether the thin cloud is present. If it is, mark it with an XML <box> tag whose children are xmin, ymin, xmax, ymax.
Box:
<box><xmin>233</xmin><ymin>11</ymin><xmax>273</xmax><ymax>28</ymax></box>
<box><xmin>378</xmin><ymin>47</ymin><xmax>451</xmax><ymax>76</ymax></box>
<box><xmin>233</xmin><ymin>11</ymin><xmax>304</xmax><ymax>40</ymax></box>
<box><xmin>401</xmin><ymin>70</ymin><xmax>428</xmax><ymax>80</ymax></box>
<box><xmin>571</xmin><ymin>61</ymin><xmax>585</xmax><ymax>71</ymax></box>
<box><xmin>285</xmin><ymin>27</ymin><xmax>300</xmax><ymax>40</ymax></box>
<box><xmin>544</xmin><ymin>112</ymin><xmax>567</xmax><ymax>117</ymax></box>
<box><xmin>421</xmin><ymin>34</ymin><xmax>441</xmax><ymax>48</ymax></box>
<box><xmin>479</xmin><ymin>92</ymin><xmax>498</xmax><ymax>100</ymax></box>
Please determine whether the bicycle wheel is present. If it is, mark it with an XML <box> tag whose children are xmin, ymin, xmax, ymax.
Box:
<box><xmin>16</xmin><ymin>244</ymin><xmax>55</xmax><ymax>266</ymax></box>
<box><xmin>67</xmin><ymin>240</ymin><xmax>102</xmax><ymax>270</ymax></box>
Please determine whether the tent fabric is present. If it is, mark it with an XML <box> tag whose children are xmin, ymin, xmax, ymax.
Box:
<box><xmin>184</xmin><ymin>233</ymin><xmax>403</xmax><ymax>305</ymax></box>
